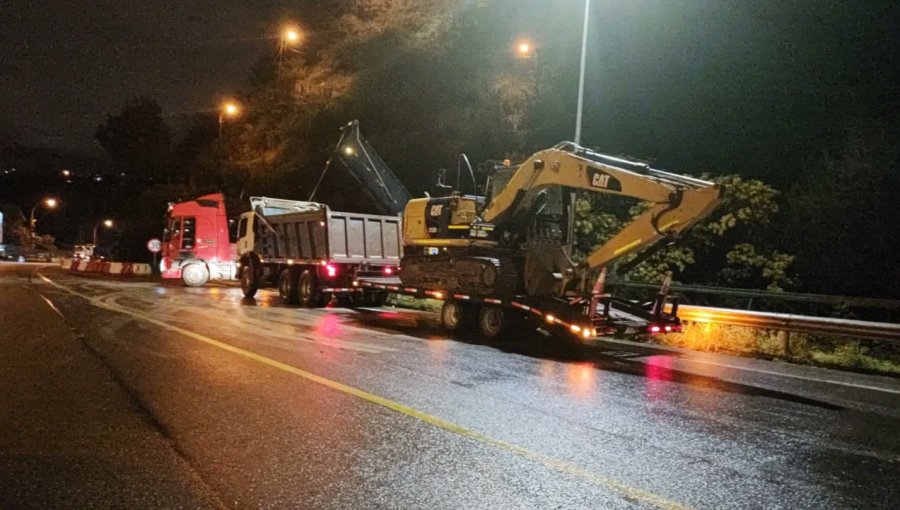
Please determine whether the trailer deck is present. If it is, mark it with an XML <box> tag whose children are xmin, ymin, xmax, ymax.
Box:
<box><xmin>354</xmin><ymin>276</ymin><xmax>682</xmax><ymax>341</ymax></box>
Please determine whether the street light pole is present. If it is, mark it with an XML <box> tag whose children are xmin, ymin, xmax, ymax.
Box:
<box><xmin>29</xmin><ymin>198</ymin><xmax>58</xmax><ymax>238</ymax></box>
<box><xmin>218</xmin><ymin>101</ymin><xmax>240</xmax><ymax>137</ymax></box>
<box><xmin>93</xmin><ymin>219</ymin><xmax>113</xmax><ymax>246</ymax></box>
<box><xmin>278</xmin><ymin>27</ymin><xmax>300</xmax><ymax>76</ymax></box>
<box><xmin>574</xmin><ymin>0</ymin><xmax>590</xmax><ymax>146</ymax></box>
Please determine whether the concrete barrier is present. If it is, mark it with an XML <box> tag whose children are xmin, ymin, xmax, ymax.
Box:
<box><xmin>61</xmin><ymin>259</ymin><xmax>152</xmax><ymax>277</ymax></box>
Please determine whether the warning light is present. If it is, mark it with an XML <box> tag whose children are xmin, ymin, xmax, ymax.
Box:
<box><xmin>432</xmin><ymin>291</ymin><xmax>445</xmax><ymax>300</ymax></box>
<box><xmin>545</xmin><ymin>314</ymin><xmax>555</xmax><ymax>324</ymax></box>
<box><xmin>582</xmin><ymin>328</ymin><xmax>592</xmax><ymax>339</ymax></box>
<box><xmin>570</xmin><ymin>325</ymin><xmax>582</xmax><ymax>334</ymax></box>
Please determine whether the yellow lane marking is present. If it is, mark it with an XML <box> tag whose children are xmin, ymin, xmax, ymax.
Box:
<box><xmin>37</xmin><ymin>272</ymin><xmax>691</xmax><ymax>510</ymax></box>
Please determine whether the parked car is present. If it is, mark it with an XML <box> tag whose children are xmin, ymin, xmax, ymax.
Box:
<box><xmin>0</xmin><ymin>244</ymin><xmax>21</xmax><ymax>261</ymax></box>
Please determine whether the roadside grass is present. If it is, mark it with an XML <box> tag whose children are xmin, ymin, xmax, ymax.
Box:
<box><xmin>658</xmin><ymin>322</ymin><xmax>900</xmax><ymax>376</ymax></box>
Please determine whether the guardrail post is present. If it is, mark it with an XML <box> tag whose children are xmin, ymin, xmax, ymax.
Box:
<box><xmin>780</xmin><ymin>330</ymin><xmax>792</xmax><ymax>356</ymax></box>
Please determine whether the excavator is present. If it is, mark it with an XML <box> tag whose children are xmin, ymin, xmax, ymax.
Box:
<box><xmin>326</xmin><ymin>121</ymin><xmax>723</xmax><ymax>339</ymax></box>
<box><xmin>400</xmin><ymin>142</ymin><xmax>723</xmax><ymax>299</ymax></box>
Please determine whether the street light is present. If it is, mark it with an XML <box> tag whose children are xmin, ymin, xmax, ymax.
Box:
<box><xmin>278</xmin><ymin>25</ymin><xmax>302</xmax><ymax>74</ymax></box>
<box><xmin>516</xmin><ymin>40</ymin><xmax>533</xmax><ymax>58</ymax></box>
<box><xmin>93</xmin><ymin>219</ymin><xmax>114</xmax><ymax>247</ymax></box>
<box><xmin>574</xmin><ymin>0</ymin><xmax>590</xmax><ymax>145</ymax></box>
<box><xmin>218</xmin><ymin>100</ymin><xmax>241</xmax><ymax>136</ymax></box>
<box><xmin>29</xmin><ymin>197</ymin><xmax>58</xmax><ymax>237</ymax></box>
<box><xmin>515</xmin><ymin>39</ymin><xmax>539</xmax><ymax>91</ymax></box>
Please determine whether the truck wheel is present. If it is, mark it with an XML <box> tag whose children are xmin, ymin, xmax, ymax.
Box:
<box><xmin>298</xmin><ymin>270</ymin><xmax>323</xmax><ymax>308</ymax></box>
<box><xmin>182</xmin><ymin>263</ymin><xmax>209</xmax><ymax>287</ymax></box>
<box><xmin>441</xmin><ymin>301</ymin><xmax>466</xmax><ymax>331</ymax></box>
<box><xmin>240</xmin><ymin>263</ymin><xmax>259</xmax><ymax>298</ymax></box>
<box><xmin>279</xmin><ymin>269</ymin><xmax>300</xmax><ymax>304</ymax></box>
<box><xmin>368</xmin><ymin>291</ymin><xmax>388</xmax><ymax>307</ymax></box>
<box><xmin>478</xmin><ymin>305</ymin><xmax>507</xmax><ymax>340</ymax></box>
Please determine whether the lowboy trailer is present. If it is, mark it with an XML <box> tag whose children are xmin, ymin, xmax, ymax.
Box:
<box><xmin>353</xmin><ymin>271</ymin><xmax>683</xmax><ymax>341</ymax></box>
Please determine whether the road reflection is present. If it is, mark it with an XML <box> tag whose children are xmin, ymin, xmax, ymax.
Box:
<box><xmin>644</xmin><ymin>355</ymin><xmax>674</xmax><ymax>401</ymax></box>
<box><xmin>539</xmin><ymin>360</ymin><xmax>598</xmax><ymax>400</ymax></box>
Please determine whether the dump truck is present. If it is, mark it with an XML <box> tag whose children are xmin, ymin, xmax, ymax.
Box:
<box><xmin>236</xmin><ymin>196</ymin><xmax>402</xmax><ymax>307</ymax></box>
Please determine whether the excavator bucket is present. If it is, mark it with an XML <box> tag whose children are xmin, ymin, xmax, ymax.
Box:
<box><xmin>311</xmin><ymin>120</ymin><xmax>411</xmax><ymax>216</ymax></box>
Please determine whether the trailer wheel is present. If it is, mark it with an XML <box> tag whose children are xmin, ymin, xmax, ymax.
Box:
<box><xmin>240</xmin><ymin>263</ymin><xmax>259</xmax><ymax>298</ymax></box>
<box><xmin>368</xmin><ymin>291</ymin><xmax>388</xmax><ymax>307</ymax></box>
<box><xmin>298</xmin><ymin>270</ymin><xmax>324</xmax><ymax>308</ymax></box>
<box><xmin>182</xmin><ymin>263</ymin><xmax>209</xmax><ymax>287</ymax></box>
<box><xmin>279</xmin><ymin>269</ymin><xmax>300</xmax><ymax>304</ymax></box>
<box><xmin>478</xmin><ymin>305</ymin><xmax>507</xmax><ymax>339</ymax></box>
<box><xmin>441</xmin><ymin>301</ymin><xmax>476</xmax><ymax>332</ymax></box>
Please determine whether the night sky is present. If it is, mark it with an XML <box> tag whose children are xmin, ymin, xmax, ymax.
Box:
<box><xmin>2</xmin><ymin>0</ymin><xmax>897</xmax><ymax>176</ymax></box>
<box><xmin>1</xmin><ymin>1</ymin><xmax>296</xmax><ymax>151</ymax></box>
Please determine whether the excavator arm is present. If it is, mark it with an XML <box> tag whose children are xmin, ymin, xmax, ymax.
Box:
<box><xmin>482</xmin><ymin>143</ymin><xmax>722</xmax><ymax>280</ymax></box>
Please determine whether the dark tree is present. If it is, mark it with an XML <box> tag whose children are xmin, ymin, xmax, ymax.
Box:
<box><xmin>95</xmin><ymin>96</ymin><xmax>172</xmax><ymax>186</ymax></box>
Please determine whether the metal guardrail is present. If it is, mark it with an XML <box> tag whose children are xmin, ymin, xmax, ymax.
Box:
<box><xmin>676</xmin><ymin>305</ymin><xmax>900</xmax><ymax>342</ymax></box>
<box><xmin>609</xmin><ymin>281</ymin><xmax>900</xmax><ymax>310</ymax></box>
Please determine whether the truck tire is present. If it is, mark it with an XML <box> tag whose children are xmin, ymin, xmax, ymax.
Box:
<box><xmin>478</xmin><ymin>305</ymin><xmax>507</xmax><ymax>340</ymax></box>
<box><xmin>182</xmin><ymin>263</ymin><xmax>209</xmax><ymax>287</ymax></box>
<box><xmin>366</xmin><ymin>291</ymin><xmax>388</xmax><ymax>307</ymax></box>
<box><xmin>441</xmin><ymin>301</ymin><xmax>466</xmax><ymax>332</ymax></box>
<box><xmin>240</xmin><ymin>263</ymin><xmax>259</xmax><ymax>299</ymax></box>
<box><xmin>279</xmin><ymin>269</ymin><xmax>300</xmax><ymax>304</ymax></box>
<box><xmin>298</xmin><ymin>269</ymin><xmax>324</xmax><ymax>307</ymax></box>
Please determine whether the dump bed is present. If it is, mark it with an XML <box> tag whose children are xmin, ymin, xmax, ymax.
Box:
<box><xmin>254</xmin><ymin>207</ymin><xmax>401</xmax><ymax>265</ymax></box>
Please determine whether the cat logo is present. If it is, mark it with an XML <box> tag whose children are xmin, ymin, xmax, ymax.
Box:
<box><xmin>429</xmin><ymin>204</ymin><xmax>444</xmax><ymax>217</ymax></box>
<box><xmin>592</xmin><ymin>173</ymin><xmax>611</xmax><ymax>188</ymax></box>
<box><xmin>587</xmin><ymin>168</ymin><xmax>622</xmax><ymax>191</ymax></box>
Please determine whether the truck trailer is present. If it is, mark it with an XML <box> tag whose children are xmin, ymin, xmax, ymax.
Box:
<box><xmin>236</xmin><ymin>197</ymin><xmax>401</xmax><ymax>307</ymax></box>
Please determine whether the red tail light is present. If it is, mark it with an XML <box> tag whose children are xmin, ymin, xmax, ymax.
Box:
<box><xmin>649</xmin><ymin>325</ymin><xmax>661</xmax><ymax>334</ymax></box>
<box><xmin>383</xmin><ymin>266</ymin><xmax>394</xmax><ymax>275</ymax></box>
<box><xmin>325</xmin><ymin>264</ymin><xmax>337</xmax><ymax>278</ymax></box>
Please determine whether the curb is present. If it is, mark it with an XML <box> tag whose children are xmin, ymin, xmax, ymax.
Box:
<box><xmin>61</xmin><ymin>259</ymin><xmax>152</xmax><ymax>276</ymax></box>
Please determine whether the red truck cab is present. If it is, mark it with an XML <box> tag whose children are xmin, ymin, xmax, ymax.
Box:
<box><xmin>160</xmin><ymin>193</ymin><xmax>237</xmax><ymax>286</ymax></box>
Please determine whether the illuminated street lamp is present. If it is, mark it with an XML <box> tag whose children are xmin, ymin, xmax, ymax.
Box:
<box><xmin>284</xmin><ymin>28</ymin><xmax>300</xmax><ymax>44</ymax></box>
<box><xmin>29</xmin><ymin>197</ymin><xmax>58</xmax><ymax>237</ymax></box>
<box><xmin>93</xmin><ymin>219</ymin><xmax>114</xmax><ymax>246</ymax></box>
<box><xmin>515</xmin><ymin>40</ymin><xmax>533</xmax><ymax>58</ymax></box>
<box><xmin>218</xmin><ymin>100</ymin><xmax>241</xmax><ymax>136</ymax></box>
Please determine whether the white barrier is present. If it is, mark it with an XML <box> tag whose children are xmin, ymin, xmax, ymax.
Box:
<box><xmin>61</xmin><ymin>259</ymin><xmax>153</xmax><ymax>277</ymax></box>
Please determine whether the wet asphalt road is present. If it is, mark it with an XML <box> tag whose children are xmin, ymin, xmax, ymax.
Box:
<box><xmin>1</xmin><ymin>263</ymin><xmax>898</xmax><ymax>509</ymax></box>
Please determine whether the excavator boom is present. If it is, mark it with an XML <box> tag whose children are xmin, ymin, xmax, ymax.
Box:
<box><xmin>483</xmin><ymin>143</ymin><xmax>722</xmax><ymax>274</ymax></box>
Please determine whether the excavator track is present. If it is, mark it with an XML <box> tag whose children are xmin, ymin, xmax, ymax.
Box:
<box><xmin>399</xmin><ymin>254</ymin><xmax>520</xmax><ymax>296</ymax></box>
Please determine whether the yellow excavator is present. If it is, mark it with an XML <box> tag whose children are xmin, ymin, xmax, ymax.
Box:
<box><xmin>400</xmin><ymin>142</ymin><xmax>722</xmax><ymax>300</ymax></box>
<box><xmin>328</xmin><ymin>122</ymin><xmax>722</xmax><ymax>339</ymax></box>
